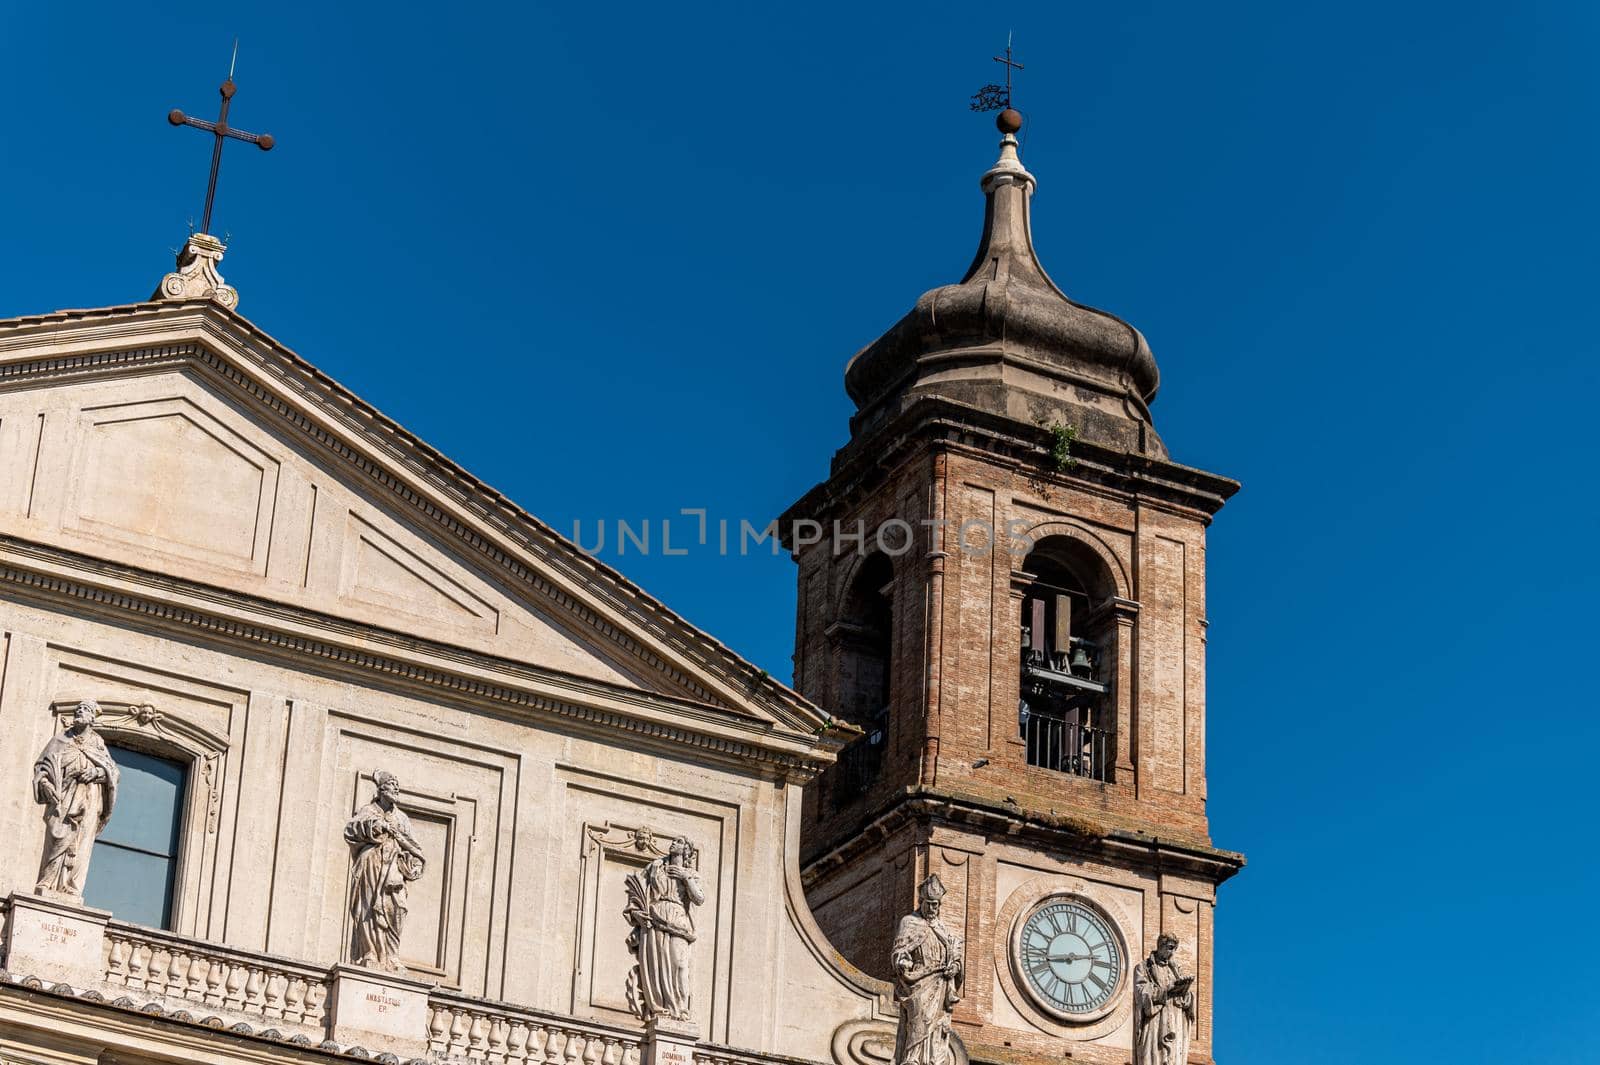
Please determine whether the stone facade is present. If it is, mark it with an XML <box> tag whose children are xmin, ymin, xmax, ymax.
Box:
<box><xmin>0</xmin><ymin>297</ymin><xmax>907</xmax><ymax>1065</ymax></box>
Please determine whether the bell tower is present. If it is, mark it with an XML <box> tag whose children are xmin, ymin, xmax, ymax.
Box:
<box><xmin>784</xmin><ymin>112</ymin><xmax>1244</xmax><ymax>1063</ymax></box>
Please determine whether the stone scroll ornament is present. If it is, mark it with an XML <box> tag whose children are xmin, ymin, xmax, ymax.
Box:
<box><xmin>623</xmin><ymin>835</ymin><xmax>705</xmax><ymax>1023</ymax></box>
<box><xmin>32</xmin><ymin>700</ymin><xmax>120</xmax><ymax>900</ymax></box>
<box><xmin>1132</xmin><ymin>933</ymin><xmax>1195</xmax><ymax>1065</ymax></box>
<box><xmin>891</xmin><ymin>874</ymin><xmax>964</xmax><ymax>1065</ymax></box>
<box><xmin>344</xmin><ymin>770</ymin><xmax>426</xmax><ymax>972</ymax></box>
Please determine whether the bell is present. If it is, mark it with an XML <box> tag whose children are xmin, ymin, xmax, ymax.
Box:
<box><xmin>1069</xmin><ymin>644</ymin><xmax>1093</xmax><ymax>675</ymax></box>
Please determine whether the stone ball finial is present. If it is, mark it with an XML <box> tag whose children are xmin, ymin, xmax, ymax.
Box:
<box><xmin>996</xmin><ymin>108</ymin><xmax>1023</xmax><ymax>134</ymax></box>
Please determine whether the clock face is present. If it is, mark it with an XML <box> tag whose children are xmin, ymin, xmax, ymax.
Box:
<box><xmin>1017</xmin><ymin>899</ymin><xmax>1123</xmax><ymax>1017</ymax></box>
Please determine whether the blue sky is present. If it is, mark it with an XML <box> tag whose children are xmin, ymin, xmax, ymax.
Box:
<box><xmin>3</xmin><ymin>2</ymin><xmax>1597</xmax><ymax>1061</ymax></box>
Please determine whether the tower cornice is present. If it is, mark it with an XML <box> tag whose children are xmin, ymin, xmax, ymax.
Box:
<box><xmin>780</xmin><ymin>396</ymin><xmax>1238</xmax><ymax>549</ymax></box>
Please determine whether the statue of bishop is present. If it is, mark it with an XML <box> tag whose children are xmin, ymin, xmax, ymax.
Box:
<box><xmin>891</xmin><ymin>874</ymin><xmax>964</xmax><ymax>1065</ymax></box>
<box><xmin>344</xmin><ymin>770</ymin><xmax>426</xmax><ymax>972</ymax></box>
<box><xmin>32</xmin><ymin>700</ymin><xmax>120</xmax><ymax>900</ymax></box>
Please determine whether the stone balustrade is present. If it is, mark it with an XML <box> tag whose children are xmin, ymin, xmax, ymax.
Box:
<box><xmin>101</xmin><ymin>921</ymin><xmax>329</xmax><ymax>1035</ymax></box>
<box><xmin>425</xmin><ymin>991</ymin><xmax>643</xmax><ymax>1065</ymax></box>
<box><xmin>3</xmin><ymin>902</ymin><xmax>823</xmax><ymax>1065</ymax></box>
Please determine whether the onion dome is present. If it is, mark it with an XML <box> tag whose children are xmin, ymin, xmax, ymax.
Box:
<box><xmin>843</xmin><ymin>119</ymin><xmax>1167</xmax><ymax>458</ymax></box>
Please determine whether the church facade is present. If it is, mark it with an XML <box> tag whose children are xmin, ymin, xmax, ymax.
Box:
<box><xmin>0</xmin><ymin>120</ymin><xmax>1241</xmax><ymax>1065</ymax></box>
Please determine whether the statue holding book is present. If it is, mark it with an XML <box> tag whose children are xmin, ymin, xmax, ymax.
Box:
<box><xmin>1133</xmin><ymin>932</ymin><xmax>1195</xmax><ymax>1065</ymax></box>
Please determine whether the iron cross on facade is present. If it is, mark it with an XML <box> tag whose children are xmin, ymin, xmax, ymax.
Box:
<box><xmin>167</xmin><ymin>49</ymin><xmax>275</xmax><ymax>236</ymax></box>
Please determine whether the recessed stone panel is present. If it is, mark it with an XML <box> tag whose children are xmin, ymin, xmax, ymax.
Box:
<box><xmin>71</xmin><ymin>397</ymin><xmax>278</xmax><ymax>572</ymax></box>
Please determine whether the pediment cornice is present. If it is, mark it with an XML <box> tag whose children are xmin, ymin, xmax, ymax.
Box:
<box><xmin>0</xmin><ymin>533</ymin><xmax>833</xmax><ymax>779</ymax></box>
<box><xmin>0</xmin><ymin>300</ymin><xmax>848</xmax><ymax>749</ymax></box>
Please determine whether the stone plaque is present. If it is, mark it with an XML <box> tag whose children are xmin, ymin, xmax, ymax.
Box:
<box><xmin>327</xmin><ymin>964</ymin><xmax>433</xmax><ymax>1055</ymax></box>
<box><xmin>643</xmin><ymin>1016</ymin><xmax>699</xmax><ymax>1065</ymax></box>
<box><xmin>4</xmin><ymin>892</ymin><xmax>111</xmax><ymax>987</ymax></box>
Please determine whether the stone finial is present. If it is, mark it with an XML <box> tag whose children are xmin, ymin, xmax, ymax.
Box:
<box><xmin>154</xmin><ymin>233</ymin><xmax>239</xmax><ymax>310</ymax></box>
<box><xmin>980</xmin><ymin>131</ymin><xmax>1034</xmax><ymax>194</ymax></box>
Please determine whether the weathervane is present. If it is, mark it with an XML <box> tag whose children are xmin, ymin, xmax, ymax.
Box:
<box><xmin>971</xmin><ymin>35</ymin><xmax>1024</xmax><ymax>115</ymax></box>
<box><xmin>166</xmin><ymin>41</ymin><xmax>275</xmax><ymax>237</ymax></box>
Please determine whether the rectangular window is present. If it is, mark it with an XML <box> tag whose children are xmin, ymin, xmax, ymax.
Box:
<box><xmin>83</xmin><ymin>745</ymin><xmax>186</xmax><ymax>929</ymax></box>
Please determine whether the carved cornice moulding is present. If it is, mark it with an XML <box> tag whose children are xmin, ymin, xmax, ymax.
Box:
<box><xmin>0</xmin><ymin>538</ymin><xmax>824</xmax><ymax>783</ymax></box>
<box><xmin>780</xmin><ymin>398</ymin><xmax>1238</xmax><ymax>542</ymax></box>
<box><xmin>799</xmin><ymin>789</ymin><xmax>1244</xmax><ymax>887</ymax></box>
<box><xmin>0</xmin><ymin>301</ymin><xmax>843</xmax><ymax>745</ymax></box>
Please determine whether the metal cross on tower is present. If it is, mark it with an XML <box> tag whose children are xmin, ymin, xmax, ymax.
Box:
<box><xmin>166</xmin><ymin>43</ymin><xmax>275</xmax><ymax>236</ymax></box>
<box><xmin>971</xmin><ymin>36</ymin><xmax>1025</xmax><ymax>113</ymax></box>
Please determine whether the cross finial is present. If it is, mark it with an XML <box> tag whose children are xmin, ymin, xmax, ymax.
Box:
<box><xmin>971</xmin><ymin>35</ymin><xmax>1025</xmax><ymax>119</ymax></box>
<box><xmin>166</xmin><ymin>43</ymin><xmax>275</xmax><ymax>237</ymax></box>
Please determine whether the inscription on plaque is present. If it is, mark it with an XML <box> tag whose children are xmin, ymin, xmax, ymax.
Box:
<box><xmin>3</xmin><ymin>893</ymin><xmax>110</xmax><ymax>987</ymax></box>
<box><xmin>39</xmin><ymin>921</ymin><xmax>78</xmax><ymax>946</ymax></box>
<box><xmin>365</xmin><ymin>990</ymin><xmax>403</xmax><ymax>1014</ymax></box>
<box><xmin>655</xmin><ymin>1043</ymin><xmax>693</xmax><ymax>1065</ymax></box>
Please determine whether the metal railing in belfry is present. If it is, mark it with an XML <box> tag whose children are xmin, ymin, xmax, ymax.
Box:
<box><xmin>1024</xmin><ymin>714</ymin><xmax>1110</xmax><ymax>781</ymax></box>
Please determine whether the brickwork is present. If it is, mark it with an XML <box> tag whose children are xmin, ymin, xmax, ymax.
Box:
<box><xmin>788</xmin><ymin>414</ymin><xmax>1240</xmax><ymax>1062</ymax></box>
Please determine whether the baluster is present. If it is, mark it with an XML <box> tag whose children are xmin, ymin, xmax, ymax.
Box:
<box><xmin>621</xmin><ymin>1043</ymin><xmax>641</xmax><ymax>1065</ymax></box>
<box><xmin>147</xmin><ymin>946</ymin><xmax>171</xmax><ymax>996</ymax></box>
<box><xmin>428</xmin><ymin>1006</ymin><xmax>452</xmax><ymax>1053</ymax></box>
<box><xmin>601</xmin><ymin>1039</ymin><xmax>621</xmax><ymax>1065</ymax></box>
<box><xmin>264</xmin><ymin>971</ymin><xmax>287</xmax><ymax>1018</ymax></box>
<box><xmin>583</xmin><ymin>1035</ymin><xmax>601</xmax><ymax>1065</ymax></box>
<box><xmin>506</xmin><ymin>1020</ymin><xmax>531</xmax><ymax>1065</ymax></box>
<box><xmin>224</xmin><ymin>963</ymin><xmax>246</xmax><ymax>1008</ymax></box>
<box><xmin>244</xmin><ymin>966</ymin><xmax>266</xmax><ymax>1013</ymax></box>
<box><xmin>544</xmin><ymin>1030</ymin><xmax>568</xmax><ymax>1065</ymax></box>
<box><xmin>449</xmin><ymin>1008</ymin><xmax>471</xmax><ymax>1057</ymax></box>
<box><xmin>304</xmin><ymin>980</ymin><xmax>328</xmax><ymax>1026</ymax></box>
<box><xmin>486</xmin><ymin>1014</ymin><xmax>510</xmax><ymax>1064</ymax></box>
<box><xmin>127</xmin><ymin>942</ymin><xmax>152</xmax><ymax>990</ymax></box>
<box><xmin>187</xmin><ymin>954</ymin><xmax>210</xmax><ymax>1000</ymax></box>
<box><xmin>468</xmin><ymin>1011</ymin><xmax>491</xmax><ymax>1058</ymax></box>
<box><xmin>170</xmin><ymin>951</ymin><xmax>194</xmax><ymax>1000</ymax></box>
<box><xmin>204</xmin><ymin>957</ymin><xmax>226</xmax><ymax>1004</ymax></box>
<box><xmin>525</xmin><ymin>1023</ymin><xmax>550</xmax><ymax>1065</ymax></box>
<box><xmin>285</xmin><ymin>977</ymin><xmax>306</xmax><ymax>1023</ymax></box>
<box><xmin>105</xmin><ymin>936</ymin><xmax>129</xmax><ymax>982</ymax></box>
<box><xmin>564</xmin><ymin>1031</ymin><xmax>584</xmax><ymax>1065</ymax></box>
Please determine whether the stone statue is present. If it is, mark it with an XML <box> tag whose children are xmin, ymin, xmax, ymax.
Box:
<box><xmin>1133</xmin><ymin>933</ymin><xmax>1195</xmax><ymax>1065</ymax></box>
<box><xmin>32</xmin><ymin>700</ymin><xmax>120</xmax><ymax>900</ymax></box>
<box><xmin>344</xmin><ymin>770</ymin><xmax>426</xmax><ymax>972</ymax></box>
<box><xmin>891</xmin><ymin>874</ymin><xmax>964</xmax><ymax>1065</ymax></box>
<box><xmin>623</xmin><ymin>835</ymin><xmax>705</xmax><ymax>1024</ymax></box>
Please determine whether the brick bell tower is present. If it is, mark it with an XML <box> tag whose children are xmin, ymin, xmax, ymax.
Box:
<box><xmin>783</xmin><ymin>111</ymin><xmax>1244</xmax><ymax>1063</ymax></box>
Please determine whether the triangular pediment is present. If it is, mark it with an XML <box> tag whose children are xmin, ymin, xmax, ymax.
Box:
<box><xmin>0</xmin><ymin>300</ymin><xmax>839</xmax><ymax>754</ymax></box>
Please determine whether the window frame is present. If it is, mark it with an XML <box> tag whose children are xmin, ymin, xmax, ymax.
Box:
<box><xmin>89</xmin><ymin>741</ymin><xmax>189</xmax><ymax>929</ymax></box>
